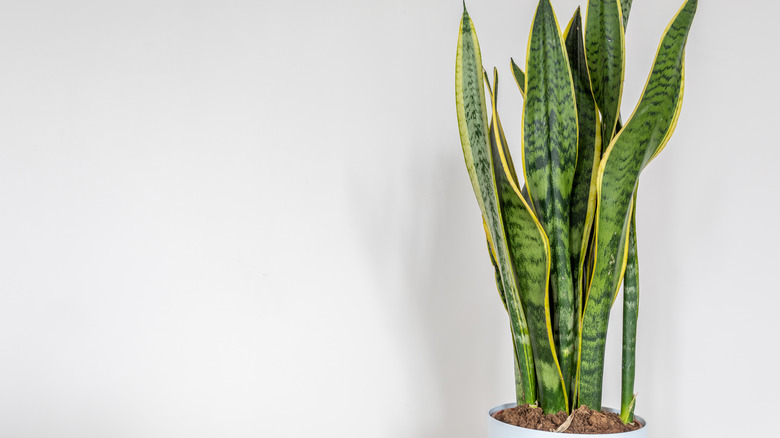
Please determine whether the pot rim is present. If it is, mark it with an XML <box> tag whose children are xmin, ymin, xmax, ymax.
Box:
<box><xmin>488</xmin><ymin>403</ymin><xmax>646</xmax><ymax>436</ymax></box>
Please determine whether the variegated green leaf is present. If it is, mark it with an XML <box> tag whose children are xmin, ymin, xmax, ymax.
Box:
<box><xmin>584</xmin><ymin>0</ymin><xmax>624</xmax><ymax>149</ymax></box>
<box><xmin>522</xmin><ymin>0</ymin><xmax>578</xmax><ymax>392</ymax></box>
<box><xmin>486</xmin><ymin>220</ymin><xmax>532</xmax><ymax>406</ymax></box>
<box><xmin>456</xmin><ymin>7</ymin><xmax>537</xmax><ymax>404</ymax></box>
<box><xmin>520</xmin><ymin>185</ymin><xmax>532</xmax><ymax>207</ymax></box>
<box><xmin>485</xmin><ymin>219</ymin><xmax>506</xmax><ymax>310</ymax></box>
<box><xmin>620</xmin><ymin>193</ymin><xmax>639</xmax><ymax>423</ymax></box>
<box><xmin>489</xmin><ymin>235</ymin><xmax>531</xmax><ymax>404</ymax></box>
<box><xmin>578</xmin><ymin>0</ymin><xmax>697</xmax><ymax>409</ymax></box>
<box><xmin>563</xmin><ymin>7</ymin><xmax>601</xmax><ymax>401</ymax></box>
<box><xmin>510</xmin><ymin>58</ymin><xmax>526</xmax><ymax>97</ymax></box>
<box><xmin>621</xmin><ymin>0</ymin><xmax>634</xmax><ymax>30</ymax></box>
<box><xmin>483</xmin><ymin>81</ymin><xmax>529</xmax><ymax>405</ymax></box>
<box><xmin>485</xmin><ymin>71</ymin><xmax>521</xmax><ymax>186</ymax></box>
<box><xmin>489</xmin><ymin>70</ymin><xmax>568</xmax><ymax>414</ymax></box>
<box><xmin>456</xmin><ymin>7</ymin><xmax>491</xmax><ymax>226</ymax></box>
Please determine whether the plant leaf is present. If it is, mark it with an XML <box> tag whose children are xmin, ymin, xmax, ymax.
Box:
<box><xmin>490</xmin><ymin>70</ymin><xmax>568</xmax><ymax>414</ymax></box>
<box><xmin>510</xmin><ymin>58</ymin><xmax>526</xmax><ymax>97</ymax></box>
<box><xmin>456</xmin><ymin>8</ymin><xmax>491</xmax><ymax>226</ymax></box>
<box><xmin>522</xmin><ymin>0</ymin><xmax>578</xmax><ymax>394</ymax></box>
<box><xmin>620</xmin><ymin>193</ymin><xmax>639</xmax><ymax>423</ymax></box>
<box><xmin>485</xmin><ymin>69</ymin><xmax>521</xmax><ymax>186</ymax></box>
<box><xmin>487</xmin><ymin>216</ymin><xmax>538</xmax><ymax>408</ymax></box>
<box><xmin>621</xmin><ymin>0</ymin><xmax>634</xmax><ymax>30</ymax></box>
<box><xmin>456</xmin><ymin>6</ymin><xmax>537</xmax><ymax>404</ymax></box>
<box><xmin>484</xmin><ymin>218</ymin><xmax>505</xmax><ymax>310</ymax></box>
<box><xmin>563</xmin><ymin>7</ymin><xmax>602</xmax><ymax>404</ymax></box>
<box><xmin>578</xmin><ymin>0</ymin><xmax>697</xmax><ymax>409</ymax></box>
<box><xmin>485</xmin><ymin>75</ymin><xmax>531</xmax><ymax>404</ymax></box>
<box><xmin>584</xmin><ymin>0</ymin><xmax>625</xmax><ymax>149</ymax></box>
<box><xmin>520</xmin><ymin>185</ymin><xmax>532</xmax><ymax>207</ymax></box>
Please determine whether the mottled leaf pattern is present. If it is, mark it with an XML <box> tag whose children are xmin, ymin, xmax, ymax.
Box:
<box><xmin>578</xmin><ymin>0</ymin><xmax>697</xmax><ymax>409</ymax></box>
<box><xmin>486</xmin><ymin>71</ymin><xmax>521</xmax><ymax>186</ymax></box>
<box><xmin>563</xmin><ymin>7</ymin><xmax>601</xmax><ymax>400</ymax></box>
<box><xmin>456</xmin><ymin>8</ymin><xmax>490</xmax><ymax>226</ymax></box>
<box><xmin>489</xmin><ymin>71</ymin><xmax>568</xmax><ymax>414</ymax></box>
<box><xmin>585</xmin><ymin>0</ymin><xmax>624</xmax><ymax>149</ymax></box>
<box><xmin>620</xmin><ymin>194</ymin><xmax>638</xmax><ymax>423</ymax></box>
<box><xmin>484</xmin><ymin>219</ymin><xmax>505</xmax><ymax>310</ymax></box>
<box><xmin>511</xmin><ymin>58</ymin><xmax>526</xmax><ymax>97</ymax></box>
<box><xmin>455</xmin><ymin>0</ymin><xmax>696</xmax><ymax>414</ymax></box>
<box><xmin>621</xmin><ymin>0</ymin><xmax>634</xmax><ymax>30</ymax></box>
<box><xmin>485</xmin><ymin>75</ymin><xmax>531</xmax><ymax>405</ymax></box>
<box><xmin>456</xmin><ymin>6</ymin><xmax>537</xmax><ymax>405</ymax></box>
<box><xmin>522</xmin><ymin>0</ymin><xmax>578</xmax><ymax>391</ymax></box>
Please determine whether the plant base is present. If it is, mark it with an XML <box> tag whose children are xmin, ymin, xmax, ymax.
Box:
<box><xmin>488</xmin><ymin>403</ymin><xmax>647</xmax><ymax>437</ymax></box>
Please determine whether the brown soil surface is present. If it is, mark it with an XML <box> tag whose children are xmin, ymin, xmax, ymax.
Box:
<box><xmin>492</xmin><ymin>405</ymin><xmax>642</xmax><ymax>434</ymax></box>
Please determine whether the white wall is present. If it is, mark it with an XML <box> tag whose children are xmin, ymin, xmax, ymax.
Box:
<box><xmin>0</xmin><ymin>1</ymin><xmax>776</xmax><ymax>437</ymax></box>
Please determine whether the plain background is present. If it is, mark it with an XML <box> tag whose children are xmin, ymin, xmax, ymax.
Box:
<box><xmin>0</xmin><ymin>0</ymin><xmax>777</xmax><ymax>437</ymax></box>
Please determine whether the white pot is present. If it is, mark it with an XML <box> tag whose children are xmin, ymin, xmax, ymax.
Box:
<box><xmin>488</xmin><ymin>403</ymin><xmax>647</xmax><ymax>437</ymax></box>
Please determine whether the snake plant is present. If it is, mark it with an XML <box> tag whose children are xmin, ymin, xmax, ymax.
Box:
<box><xmin>455</xmin><ymin>0</ymin><xmax>696</xmax><ymax>423</ymax></box>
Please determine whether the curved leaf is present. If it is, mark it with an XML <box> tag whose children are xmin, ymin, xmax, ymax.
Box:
<box><xmin>510</xmin><ymin>58</ymin><xmax>526</xmax><ymax>97</ymax></box>
<box><xmin>484</xmin><ymin>218</ymin><xmax>505</xmax><ymax>310</ymax></box>
<box><xmin>584</xmin><ymin>0</ymin><xmax>625</xmax><ymax>149</ymax></box>
<box><xmin>456</xmin><ymin>7</ymin><xmax>492</xmax><ymax>226</ymax></box>
<box><xmin>485</xmin><ymin>70</ymin><xmax>521</xmax><ymax>186</ymax></box>
<box><xmin>484</xmin><ymin>74</ymin><xmax>532</xmax><ymax>405</ymax></box>
<box><xmin>522</xmin><ymin>0</ymin><xmax>578</xmax><ymax>392</ymax></box>
<box><xmin>620</xmin><ymin>193</ymin><xmax>639</xmax><ymax>423</ymax></box>
<box><xmin>456</xmin><ymin>7</ymin><xmax>537</xmax><ymax>404</ymax></box>
<box><xmin>621</xmin><ymin>0</ymin><xmax>634</xmax><ymax>30</ymax></box>
<box><xmin>578</xmin><ymin>0</ymin><xmax>698</xmax><ymax>409</ymax></box>
<box><xmin>563</xmin><ymin>7</ymin><xmax>601</xmax><ymax>401</ymax></box>
<box><xmin>490</xmin><ymin>70</ymin><xmax>568</xmax><ymax>414</ymax></box>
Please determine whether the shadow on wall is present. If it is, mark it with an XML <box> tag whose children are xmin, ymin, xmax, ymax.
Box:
<box><xmin>349</xmin><ymin>144</ymin><xmax>508</xmax><ymax>438</ymax></box>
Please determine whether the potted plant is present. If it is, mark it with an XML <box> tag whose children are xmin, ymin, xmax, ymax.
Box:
<box><xmin>455</xmin><ymin>0</ymin><xmax>697</xmax><ymax>435</ymax></box>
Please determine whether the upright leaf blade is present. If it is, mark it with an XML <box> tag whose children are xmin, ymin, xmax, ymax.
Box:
<box><xmin>490</xmin><ymin>72</ymin><xmax>568</xmax><ymax>414</ymax></box>
<box><xmin>486</xmin><ymin>70</ymin><xmax>521</xmax><ymax>187</ymax></box>
<box><xmin>562</xmin><ymin>10</ymin><xmax>599</xmax><ymax>304</ymax></box>
<box><xmin>485</xmin><ymin>72</ymin><xmax>533</xmax><ymax>404</ymax></box>
<box><xmin>578</xmin><ymin>0</ymin><xmax>698</xmax><ymax>409</ymax></box>
<box><xmin>456</xmin><ymin>7</ymin><xmax>537</xmax><ymax>404</ymax></box>
<box><xmin>522</xmin><ymin>0</ymin><xmax>578</xmax><ymax>393</ymax></box>
<box><xmin>510</xmin><ymin>58</ymin><xmax>526</xmax><ymax>97</ymax></box>
<box><xmin>620</xmin><ymin>193</ymin><xmax>639</xmax><ymax>423</ymax></box>
<box><xmin>456</xmin><ymin>7</ymin><xmax>491</xmax><ymax>226</ymax></box>
<box><xmin>621</xmin><ymin>0</ymin><xmax>634</xmax><ymax>30</ymax></box>
<box><xmin>584</xmin><ymin>0</ymin><xmax>625</xmax><ymax>149</ymax></box>
<box><xmin>484</xmin><ymin>219</ymin><xmax>505</xmax><ymax>310</ymax></box>
<box><xmin>563</xmin><ymin>7</ymin><xmax>601</xmax><ymax>402</ymax></box>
